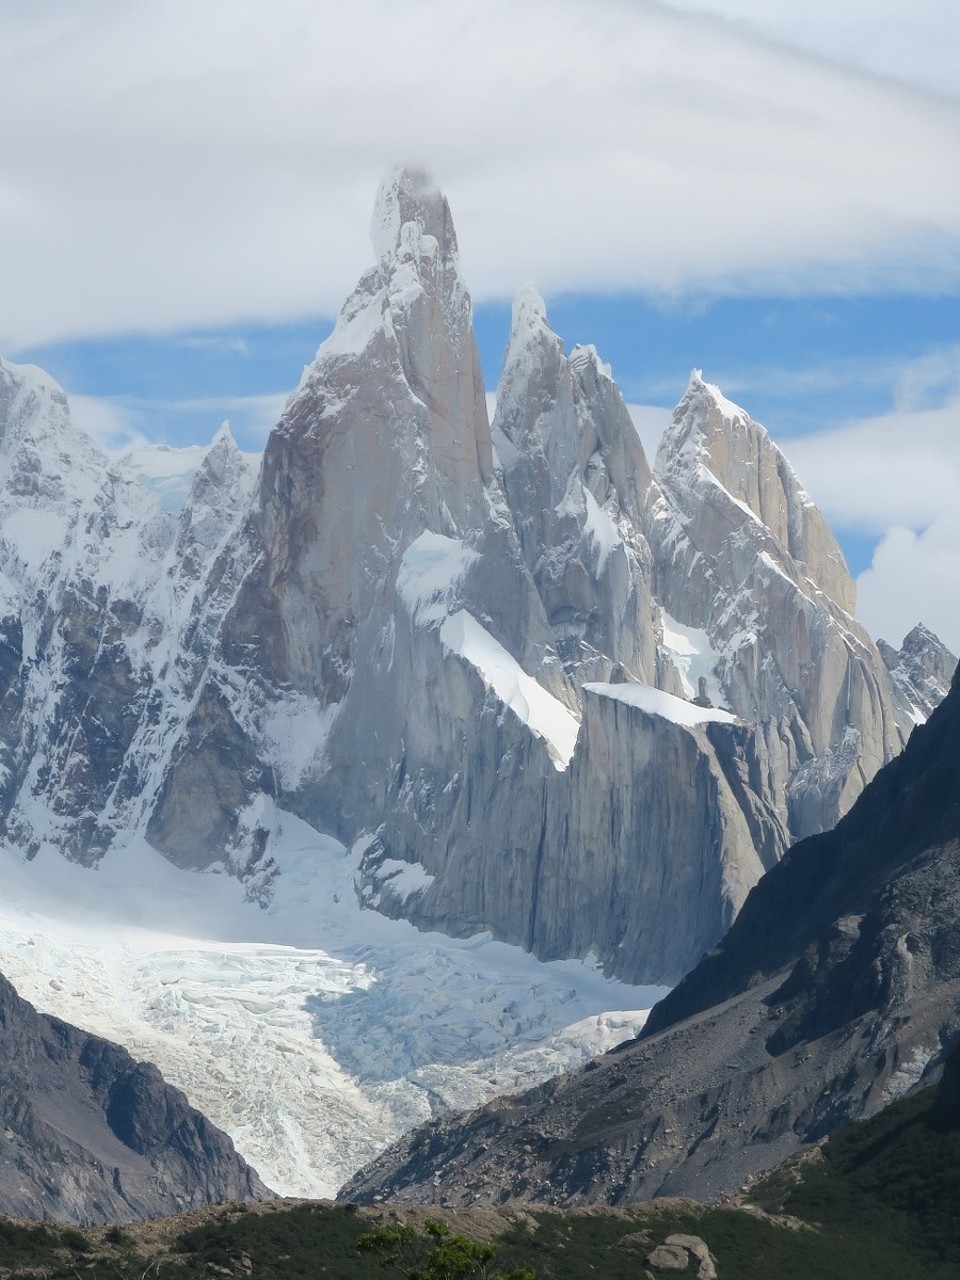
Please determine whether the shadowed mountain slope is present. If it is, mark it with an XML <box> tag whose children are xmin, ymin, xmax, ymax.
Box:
<box><xmin>342</xmin><ymin>667</ymin><xmax>960</xmax><ymax>1206</ymax></box>
<box><xmin>0</xmin><ymin>971</ymin><xmax>272</xmax><ymax>1223</ymax></box>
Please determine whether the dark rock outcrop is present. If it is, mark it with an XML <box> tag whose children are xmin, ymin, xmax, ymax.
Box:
<box><xmin>0</xmin><ymin>970</ymin><xmax>272</xmax><ymax>1223</ymax></box>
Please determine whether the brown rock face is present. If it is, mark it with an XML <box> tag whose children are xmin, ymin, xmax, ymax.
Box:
<box><xmin>229</xmin><ymin>167</ymin><xmax>494</xmax><ymax>705</ymax></box>
<box><xmin>680</xmin><ymin>372</ymin><xmax>854</xmax><ymax>612</ymax></box>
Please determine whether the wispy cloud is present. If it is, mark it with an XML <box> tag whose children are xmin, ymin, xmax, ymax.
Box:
<box><xmin>161</xmin><ymin>391</ymin><xmax>288</xmax><ymax>426</ymax></box>
<box><xmin>654</xmin><ymin>1</ymin><xmax>960</xmax><ymax>98</ymax></box>
<box><xmin>68</xmin><ymin>394</ymin><xmax>147</xmax><ymax>453</ymax></box>
<box><xmin>767</xmin><ymin>345</ymin><xmax>960</xmax><ymax>651</ymax></box>
<box><xmin>66</xmin><ymin>389</ymin><xmax>285</xmax><ymax>453</ymax></box>
<box><xmin>710</xmin><ymin>357</ymin><xmax>909</xmax><ymax>407</ymax></box>
<box><xmin>175</xmin><ymin>335</ymin><xmax>250</xmax><ymax>356</ymax></box>
<box><xmin>0</xmin><ymin>0</ymin><xmax>957</xmax><ymax>348</ymax></box>
<box><xmin>787</xmin><ymin>398</ymin><xmax>960</xmax><ymax>534</ymax></box>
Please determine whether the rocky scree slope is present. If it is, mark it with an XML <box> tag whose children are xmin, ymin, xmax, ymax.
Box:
<box><xmin>0</xmin><ymin>969</ymin><xmax>271</xmax><ymax>1223</ymax></box>
<box><xmin>0</xmin><ymin>169</ymin><xmax>951</xmax><ymax>987</ymax></box>
<box><xmin>341</xmin><ymin>664</ymin><xmax>960</xmax><ymax>1207</ymax></box>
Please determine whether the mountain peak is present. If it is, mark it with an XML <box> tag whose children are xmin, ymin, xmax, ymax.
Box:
<box><xmin>682</xmin><ymin>368</ymin><xmax>749</xmax><ymax>425</ymax></box>
<box><xmin>371</xmin><ymin>165</ymin><xmax>457</xmax><ymax>266</ymax></box>
<box><xmin>511</xmin><ymin>284</ymin><xmax>549</xmax><ymax>330</ymax></box>
<box><xmin>569</xmin><ymin>343</ymin><xmax>612</xmax><ymax>381</ymax></box>
<box><xmin>0</xmin><ymin>355</ymin><xmax>71</xmax><ymax>446</ymax></box>
<box><xmin>0</xmin><ymin>355</ymin><xmax>66</xmax><ymax>397</ymax></box>
<box><xmin>657</xmin><ymin>372</ymin><xmax>856</xmax><ymax>614</ymax></box>
<box><xmin>879</xmin><ymin>622</ymin><xmax>958</xmax><ymax>721</ymax></box>
<box><xmin>211</xmin><ymin>420</ymin><xmax>237</xmax><ymax>450</ymax></box>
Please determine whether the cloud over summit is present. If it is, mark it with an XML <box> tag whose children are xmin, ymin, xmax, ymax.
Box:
<box><xmin>1</xmin><ymin>0</ymin><xmax>958</xmax><ymax>347</ymax></box>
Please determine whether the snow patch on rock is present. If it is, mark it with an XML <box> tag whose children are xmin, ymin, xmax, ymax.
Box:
<box><xmin>440</xmin><ymin>609</ymin><xmax>580</xmax><ymax>767</ymax></box>
<box><xmin>584</xmin><ymin>681</ymin><xmax>737</xmax><ymax>728</ymax></box>
<box><xmin>660</xmin><ymin>610</ymin><xmax>723</xmax><ymax>705</ymax></box>
<box><xmin>397</xmin><ymin>532</ymin><xmax>480</xmax><ymax>626</ymax></box>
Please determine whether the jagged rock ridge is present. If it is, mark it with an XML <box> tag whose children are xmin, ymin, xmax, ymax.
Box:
<box><xmin>0</xmin><ymin>358</ymin><xmax>259</xmax><ymax>865</ymax></box>
<box><xmin>647</xmin><ymin>371</ymin><xmax>911</xmax><ymax>842</ymax></box>
<box><xmin>878</xmin><ymin>622</ymin><xmax>957</xmax><ymax>722</ymax></box>
<box><xmin>0</xmin><ymin>170</ymin><xmax>954</xmax><ymax>988</ymax></box>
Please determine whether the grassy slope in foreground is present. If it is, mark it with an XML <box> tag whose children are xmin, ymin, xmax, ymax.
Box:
<box><xmin>2</xmin><ymin>1073</ymin><xmax>959</xmax><ymax>1280</ymax></box>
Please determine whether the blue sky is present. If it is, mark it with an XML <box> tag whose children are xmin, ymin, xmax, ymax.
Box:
<box><xmin>17</xmin><ymin>290</ymin><xmax>958</xmax><ymax>450</ymax></box>
<box><xmin>1</xmin><ymin>0</ymin><xmax>958</xmax><ymax>648</ymax></box>
<box><xmin>17</xmin><ymin>290</ymin><xmax>957</xmax><ymax>580</ymax></box>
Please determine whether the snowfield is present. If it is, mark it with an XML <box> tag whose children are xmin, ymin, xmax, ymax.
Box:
<box><xmin>0</xmin><ymin>814</ymin><xmax>665</xmax><ymax>1199</ymax></box>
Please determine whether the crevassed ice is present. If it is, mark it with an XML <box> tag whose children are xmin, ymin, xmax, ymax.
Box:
<box><xmin>0</xmin><ymin>824</ymin><xmax>664</xmax><ymax>1198</ymax></box>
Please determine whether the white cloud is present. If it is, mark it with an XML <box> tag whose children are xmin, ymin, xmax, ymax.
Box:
<box><xmin>773</xmin><ymin>347</ymin><xmax>960</xmax><ymax>653</ymax></box>
<box><xmin>783</xmin><ymin>351</ymin><xmax>960</xmax><ymax>535</ymax></box>
<box><xmin>781</xmin><ymin>401</ymin><xmax>960</xmax><ymax>536</ymax></box>
<box><xmin>175</xmin><ymin>335</ymin><xmax>250</xmax><ymax>356</ymax></box>
<box><xmin>626</xmin><ymin>403</ymin><xmax>672</xmax><ymax>463</ymax></box>
<box><xmin>654</xmin><ymin>1</ymin><xmax>960</xmax><ymax>98</ymax></box>
<box><xmin>161</xmin><ymin>392</ymin><xmax>289</xmax><ymax>443</ymax></box>
<box><xmin>0</xmin><ymin>0</ymin><xmax>958</xmax><ymax>348</ymax></box>
<box><xmin>67</xmin><ymin>394</ymin><xmax>147</xmax><ymax>453</ymax></box>
<box><xmin>857</xmin><ymin>517</ymin><xmax>960</xmax><ymax>654</ymax></box>
<box><xmin>65</xmin><ymin>389</ymin><xmax>287</xmax><ymax>454</ymax></box>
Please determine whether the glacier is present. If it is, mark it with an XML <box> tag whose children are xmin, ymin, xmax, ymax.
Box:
<box><xmin>0</xmin><ymin>820</ymin><xmax>664</xmax><ymax>1199</ymax></box>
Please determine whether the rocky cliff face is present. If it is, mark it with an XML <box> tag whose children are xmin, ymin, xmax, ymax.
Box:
<box><xmin>341</xmin><ymin>666</ymin><xmax>960</xmax><ymax>1208</ymax></box>
<box><xmin>0</xmin><ymin>969</ymin><xmax>271</xmax><ymax>1223</ymax></box>
<box><xmin>0</xmin><ymin>357</ymin><xmax>258</xmax><ymax>867</ymax></box>
<box><xmin>648</xmin><ymin>372</ymin><xmax>912</xmax><ymax>841</ymax></box>
<box><xmin>0</xmin><ymin>171</ymin><xmax>952</xmax><ymax>990</ymax></box>
<box><xmin>0</xmin><ymin>357</ymin><xmax>171</xmax><ymax>862</ymax></box>
<box><xmin>491</xmin><ymin>288</ymin><xmax>662</xmax><ymax>688</ymax></box>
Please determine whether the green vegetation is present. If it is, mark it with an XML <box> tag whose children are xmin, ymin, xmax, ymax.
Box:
<box><xmin>1</xmin><ymin>1079</ymin><xmax>958</xmax><ymax>1279</ymax></box>
<box><xmin>0</xmin><ymin>1217</ymin><xmax>78</xmax><ymax>1271</ymax></box>
<box><xmin>358</xmin><ymin>1219</ymin><xmax>534</xmax><ymax>1280</ymax></box>
<box><xmin>750</xmin><ymin>1082</ymin><xmax>960</xmax><ymax>1275</ymax></box>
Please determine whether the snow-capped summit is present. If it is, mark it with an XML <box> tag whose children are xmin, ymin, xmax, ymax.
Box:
<box><xmin>235</xmin><ymin>161</ymin><xmax>502</xmax><ymax>707</ymax></box>
<box><xmin>649</xmin><ymin>371</ymin><xmax>914</xmax><ymax>842</ymax></box>
<box><xmin>658</xmin><ymin>370</ymin><xmax>855</xmax><ymax>612</ymax></box>
<box><xmin>879</xmin><ymin>622</ymin><xmax>958</xmax><ymax>722</ymax></box>
<box><xmin>492</xmin><ymin>287</ymin><xmax>661</xmax><ymax>685</ymax></box>
<box><xmin>370</xmin><ymin>165</ymin><xmax>459</xmax><ymax>267</ymax></box>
